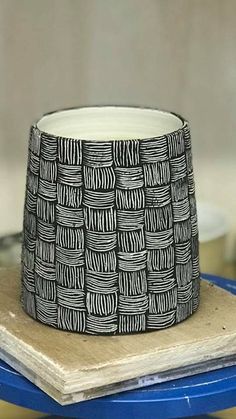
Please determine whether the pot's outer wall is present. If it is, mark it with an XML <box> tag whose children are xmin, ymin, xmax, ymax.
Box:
<box><xmin>21</xmin><ymin>115</ymin><xmax>200</xmax><ymax>334</ymax></box>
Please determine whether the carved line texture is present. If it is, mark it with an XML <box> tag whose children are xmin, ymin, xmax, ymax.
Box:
<box><xmin>21</xmin><ymin>121</ymin><xmax>200</xmax><ymax>334</ymax></box>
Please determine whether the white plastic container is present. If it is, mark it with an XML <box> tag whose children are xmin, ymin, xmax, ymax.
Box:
<box><xmin>197</xmin><ymin>202</ymin><xmax>229</xmax><ymax>275</ymax></box>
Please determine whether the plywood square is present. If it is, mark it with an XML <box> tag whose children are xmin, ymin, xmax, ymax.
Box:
<box><xmin>0</xmin><ymin>269</ymin><xmax>236</xmax><ymax>405</ymax></box>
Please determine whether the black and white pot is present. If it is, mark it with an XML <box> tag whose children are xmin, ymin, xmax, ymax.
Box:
<box><xmin>21</xmin><ymin>106</ymin><xmax>200</xmax><ymax>335</ymax></box>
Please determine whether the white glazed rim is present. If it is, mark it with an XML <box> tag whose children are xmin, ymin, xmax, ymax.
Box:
<box><xmin>36</xmin><ymin>106</ymin><xmax>184</xmax><ymax>141</ymax></box>
<box><xmin>197</xmin><ymin>202</ymin><xmax>229</xmax><ymax>243</ymax></box>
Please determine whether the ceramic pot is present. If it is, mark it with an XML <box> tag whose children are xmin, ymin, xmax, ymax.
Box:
<box><xmin>21</xmin><ymin>106</ymin><xmax>200</xmax><ymax>334</ymax></box>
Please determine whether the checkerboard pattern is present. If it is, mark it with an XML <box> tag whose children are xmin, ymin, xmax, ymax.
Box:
<box><xmin>21</xmin><ymin>119</ymin><xmax>200</xmax><ymax>334</ymax></box>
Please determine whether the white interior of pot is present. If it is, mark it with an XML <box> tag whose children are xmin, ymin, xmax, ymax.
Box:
<box><xmin>37</xmin><ymin>107</ymin><xmax>183</xmax><ymax>140</ymax></box>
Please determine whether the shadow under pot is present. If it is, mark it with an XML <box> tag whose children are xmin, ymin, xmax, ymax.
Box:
<box><xmin>21</xmin><ymin>106</ymin><xmax>200</xmax><ymax>335</ymax></box>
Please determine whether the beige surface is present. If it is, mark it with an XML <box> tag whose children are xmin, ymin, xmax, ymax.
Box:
<box><xmin>0</xmin><ymin>402</ymin><xmax>46</xmax><ymax>419</ymax></box>
<box><xmin>211</xmin><ymin>409</ymin><xmax>236</xmax><ymax>418</ymax></box>
<box><xmin>200</xmin><ymin>237</ymin><xmax>227</xmax><ymax>276</ymax></box>
<box><xmin>0</xmin><ymin>268</ymin><xmax>236</xmax><ymax>405</ymax></box>
<box><xmin>222</xmin><ymin>262</ymin><xmax>236</xmax><ymax>280</ymax></box>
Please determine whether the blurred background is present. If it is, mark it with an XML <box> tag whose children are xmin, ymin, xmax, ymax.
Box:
<box><xmin>1</xmin><ymin>0</ymin><xmax>236</xmax><ymax>274</ymax></box>
<box><xmin>0</xmin><ymin>1</ymin><xmax>236</xmax><ymax>416</ymax></box>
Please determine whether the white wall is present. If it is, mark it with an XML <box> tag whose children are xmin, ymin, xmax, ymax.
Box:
<box><xmin>0</xmin><ymin>0</ymin><xmax>235</xmax><ymax>257</ymax></box>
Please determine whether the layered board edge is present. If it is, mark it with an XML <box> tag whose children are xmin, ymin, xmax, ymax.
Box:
<box><xmin>1</xmin><ymin>348</ymin><xmax>236</xmax><ymax>405</ymax></box>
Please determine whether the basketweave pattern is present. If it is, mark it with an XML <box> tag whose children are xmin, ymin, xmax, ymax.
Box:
<box><xmin>21</xmin><ymin>121</ymin><xmax>200</xmax><ymax>334</ymax></box>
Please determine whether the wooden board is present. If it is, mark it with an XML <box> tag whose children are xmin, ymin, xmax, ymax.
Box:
<box><xmin>0</xmin><ymin>268</ymin><xmax>236</xmax><ymax>405</ymax></box>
